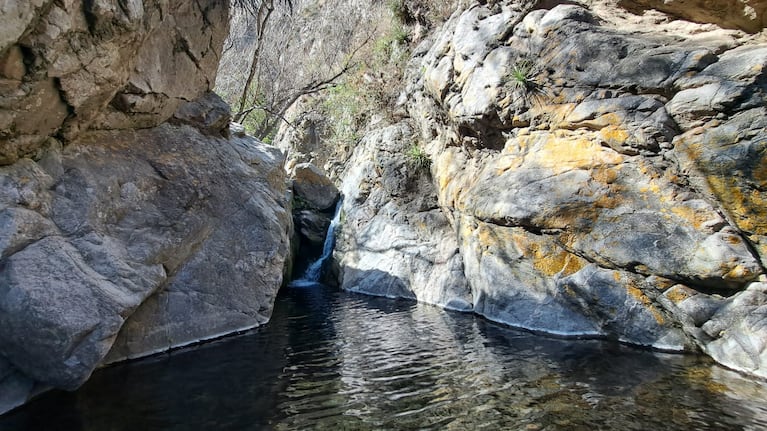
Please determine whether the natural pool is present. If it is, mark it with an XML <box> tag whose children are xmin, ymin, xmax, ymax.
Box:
<box><xmin>2</xmin><ymin>283</ymin><xmax>767</xmax><ymax>430</ymax></box>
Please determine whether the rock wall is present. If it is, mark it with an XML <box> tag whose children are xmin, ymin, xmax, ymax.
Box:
<box><xmin>0</xmin><ymin>0</ymin><xmax>228</xmax><ymax>164</ymax></box>
<box><xmin>0</xmin><ymin>1</ymin><xmax>294</xmax><ymax>415</ymax></box>
<box><xmin>335</xmin><ymin>123</ymin><xmax>472</xmax><ymax>309</ymax></box>
<box><xmin>335</xmin><ymin>0</ymin><xmax>767</xmax><ymax>378</ymax></box>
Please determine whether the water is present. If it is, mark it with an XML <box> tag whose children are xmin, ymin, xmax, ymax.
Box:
<box><xmin>293</xmin><ymin>199</ymin><xmax>343</xmax><ymax>284</ymax></box>
<box><xmin>2</xmin><ymin>286</ymin><xmax>767</xmax><ymax>431</ymax></box>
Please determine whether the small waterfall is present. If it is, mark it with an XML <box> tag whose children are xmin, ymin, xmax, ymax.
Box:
<box><xmin>292</xmin><ymin>198</ymin><xmax>343</xmax><ymax>285</ymax></box>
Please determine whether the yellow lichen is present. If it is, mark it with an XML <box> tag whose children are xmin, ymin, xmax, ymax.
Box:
<box><xmin>626</xmin><ymin>281</ymin><xmax>666</xmax><ymax>325</ymax></box>
<box><xmin>592</xmin><ymin>165</ymin><xmax>620</xmax><ymax>185</ymax></box>
<box><xmin>664</xmin><ymin>286</ymin><xmax>693</xmax><ymax>304</ymax></box>
<box><xmin>511</xmin><ymin>232</ymin><xmax>585</xmax><ymax>277</ymax></box>
<box><xmin>670</xmin><ymin>205</ymin><xmax>707</xmax><ymax>230</ymax></box>
<box><xmin>533</xmin><ymin>134</ymin><xmax>623</xmax><ymax>173</ymax></box>
<box><xmin>599</xmin><ymin>125</ymin><xmax>630</xmax><ymax>145</ymax></box>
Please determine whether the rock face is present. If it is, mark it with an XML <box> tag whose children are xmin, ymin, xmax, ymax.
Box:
<box><xmin>289</xmin><ymin>162</ymin><xmax>340</xmax><ymax>275</ymax></box>
<box><xmin>331</xmin><ymin>0</ymin><xmax>767</xmax><ymax>377</ymax></box>
<box><xmin>0</xmin><ymin>102</ymin><xmax>292</xmax><ymax>413</ymax></box>
<box><xmin>0</xmin><ymin>0</ymin><xmax>294</xmax><ymax>415</ymax></box>
<box><xmin>336</xmin><ymin>123</ymin><xmax>472</xmax><ymax>309</ymax></box>
<box><xmin>619</xmin><ymin>0</ymin><xmax>767</xmax><ymax>33</ymax></box>
<box><xmin>0</xmin><ymin>0</ymin><xmax>228</xmax><ymax>164</ymax></box>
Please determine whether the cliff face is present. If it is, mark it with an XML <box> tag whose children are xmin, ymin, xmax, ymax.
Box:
<box><xmin>331</xmin><ymin>0</ymin><xmax>767</xmax><ymax>378</ymax></box>
<box><xmin>0</xmin><ymin>1</ymin><xmax>293</xmax><ymax>414</ymax></box>
<box><xmin>1</xmin><ymin>0</ymin><xmax>228</xmax><ymax>163</ymax></box>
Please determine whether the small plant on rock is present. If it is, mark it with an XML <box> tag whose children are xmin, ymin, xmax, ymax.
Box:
<box><xmin>406</xmin><ymin>144</ymin><xmax>431</xmax><ymax>170</ymax></box>
<box><xmin>507</xmin><ymin>58</ymin><xmax>537</xmax><ymax>91</ymax></box>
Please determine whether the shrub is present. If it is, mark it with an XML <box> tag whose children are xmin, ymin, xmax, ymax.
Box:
<box><xmin>406</xmin><ymin>144</ymin><xmax>431</xmax><ymax>170</ymax></box>
<box><xmin>387</xmin><ymin>0</ymin><xmax>407</xmax><ymax>23</ymax></box>
<box><xmin>322</xmin><ymin>83</ymin><xmax>365</xmax><ymax>145</ymax></box>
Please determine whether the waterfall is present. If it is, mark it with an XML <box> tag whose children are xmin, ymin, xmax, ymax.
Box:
<box><xmin>293</xmin><ymin>198</ymin><xmax>343</xmax><ymax>285</ymax></box>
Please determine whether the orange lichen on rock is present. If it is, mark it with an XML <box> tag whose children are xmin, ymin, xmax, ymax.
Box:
<box><xmin>533</xmin><ymin>134</ymin><xmax>624</xmax><ymax>172</ymax></box>
<box><xmin>511</xmin><ymin>232</ymin><xmax>586</xmax><ymax>277</ymax></box>
<box><xmin>599</xmin><ymin>125</ymin><xmax>630</xmax><ymax>146</ymax></box>
<box><xmin>624</xmin><ymin>277</ymin><xmax>666</xmax><ymax>325</ymax></box>
<box><xmin>670</xmin><ymin>205</ymin><xmax>708</xmax><ymax>230</ymax></box>
<box><xmin>708</xmin><ymin>176</ymin><xmax>767</xmax><ymax>235</ymax></box>
<box><xmin>664</xmin><ymin>285</ymin><xmax>694</xmax><ymax>304</ymax></box>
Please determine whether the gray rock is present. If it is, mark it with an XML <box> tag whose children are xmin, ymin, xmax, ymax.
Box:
<box><xmin>558</xmin><ymin>265</ymin><xmax>691</xmax><ymax>350</ymax></box>
<box><xmin>171</xmin><ymin>91</ymin><xmax>232</xmax><ymax>137</ymax></box>
<box><xmin>0</xmin><ymin>236</ymin><xmax>146</xmax><ymax>388</ymax></box>
<box><xmin>336</xmin><ymin>124</ymin><xmax>472</xmax><ymax>310</ymax></box>
<box><xmin>0</xmin><ymin>357</ymin><xmax>37</xmax><ymax>416</ymax></box>
<box><xmin>702</xmin><ymin>282</ymin><xmax>767</xmax><ymax>378</ymax></box>
<box><xmin>0</xmin><ymin>0</ymin><xmax>229</xmax><ymax>163</ymax></box>
<box><xmin>399</xmin><ymin>0</ymin><xmax>767</xmax><ymax>375</ymax></box>
<box><xmin>292</xmin><ymin>163</ymin><xmax>340</xmax><ymax>211</ymax></box>
<box><xmin>0</xmin><ymin>119</ymin><xmax>292</xmax><ymax>411</ymax></box>
<box><xmin>295</xmin><ymin>210</ymin><xmax>331</xmax><ymax>246</ymax></box>
<box><xmin>671</xmin><ymin>107</ymin><xmax>767</xmax><ymax>262</ymax></box>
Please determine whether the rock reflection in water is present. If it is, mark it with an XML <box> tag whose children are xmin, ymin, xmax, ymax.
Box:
<box><xmin>2</xmin><ymin>286</ymin><xmax>767</xmax><ymax>431</ymax></box>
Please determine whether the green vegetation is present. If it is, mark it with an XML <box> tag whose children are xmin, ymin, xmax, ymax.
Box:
<box><xmin>372</xmin><ymin>22</ymin><xmax>409</xmax><ymax>68</ymax></box>
<box><xmin>387</xmin><ymin>0</ymin><xmax>407</xmax><ymax>23</ymax></box>
<box><xmin>322</xmin><ymin>82</ymin><xmax>366</xmax><ymax>146</ymax></box>
<box><xmin>406</xmin><ymin>144</ymin><xmax>431</xmax><ymax>170</ymax></box>
<box><xmin>507</xmin><ymin>58</ymin><xmax>536</xmax><ymax>90</ymax></box>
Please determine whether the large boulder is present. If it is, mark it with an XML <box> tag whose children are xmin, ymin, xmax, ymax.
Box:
<box><xmin>292</xmin><ymin>162</ymin><xmax>340</xmax><ymax>211</ymax></box>
<box><xmin>0</xmin><ymin>97</ymin><xmax>292</xmax><ymax>413</ymax></box>
<box><xmin>0</xmin><ymin>0</ymin><xmax>296</xmax><ymax>417</ymax></box>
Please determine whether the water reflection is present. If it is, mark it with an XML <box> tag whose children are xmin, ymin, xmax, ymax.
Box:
<box><xmin>2</xmin><ymin>286</ymin><xmax>767</xmax><ymax>431</ymax></box>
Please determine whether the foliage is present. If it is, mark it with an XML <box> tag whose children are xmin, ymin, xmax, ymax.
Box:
<box><xmin>406</xmin><ymin>144</ymin><xmax>431</xmax><ymax>170</ymax></box>
<box><xmin>218</xmin><ymin>0</ymin><xmax>375</xmax><ymax>142</ymax></box>
<box><xmin>387</xmin><ymin>0</ymin><xmax>407</xmax><ymax>23</ymax></box>
<box><xmin>322</xmin><ymin>82</ymin><xmax>366</xmax><ymax>146</ymax></box>
<box><xmin>507</xmin><ymin>58</ymin><xmax>536</xmax><ymax>90</ymax></box>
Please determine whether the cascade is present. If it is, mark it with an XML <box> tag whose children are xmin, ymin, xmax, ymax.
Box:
<box><xmin>293</xmin><ymin>198</ymin><xmax>343</xmax><ymax>284</ymax></box>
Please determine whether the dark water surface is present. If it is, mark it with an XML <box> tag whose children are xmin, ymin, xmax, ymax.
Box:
<box><xmin>3</xmin><ymin>284</ymin><xmax>767</xmax><ymax>430</ymax></box>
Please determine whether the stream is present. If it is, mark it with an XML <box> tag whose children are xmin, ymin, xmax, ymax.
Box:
<box><xmin>2</xmin><ymin>284</ymin><xmax>767</xmax><ymax>430</ymax></box>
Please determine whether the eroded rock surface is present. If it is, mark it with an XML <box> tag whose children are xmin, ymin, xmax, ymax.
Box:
<box><xmin>0</xmin><ymin>0</ymin><xmax>228</xmax><ymax>164</ymax></box>
<box><xmin>331</xmin><ymin>0</ymin><xmax>767</xmax><ymax>375</ymax></box>
<box><xmin>0</xmin><ymin>0</ymin><xmax>294</xmax><ymax>415</ymax></box>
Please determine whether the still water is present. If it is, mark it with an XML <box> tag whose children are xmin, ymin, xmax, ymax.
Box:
<box><xmin>2</xmin><ymin>284</ymin><xmax>767</xmax><ymax>430</ymax></box>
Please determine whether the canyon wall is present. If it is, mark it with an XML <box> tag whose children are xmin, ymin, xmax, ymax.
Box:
<box><xmin>0</xmin><ymin>0</ymin><xmax>293</xmax><ymax>414</ymax></box>
<box><xmin>330</xmin><ymin>0</ymin><xmax>767</xmax><ymax>378</ymax></box>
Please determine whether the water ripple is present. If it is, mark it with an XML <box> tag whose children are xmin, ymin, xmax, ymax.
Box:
<box><xmin>3</xmin><ymin>287</ymin><xmax>767</xmax><ymax>431</ymax></box>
